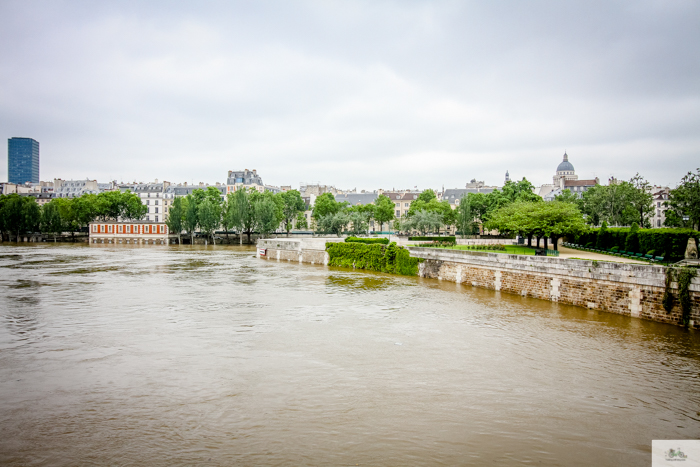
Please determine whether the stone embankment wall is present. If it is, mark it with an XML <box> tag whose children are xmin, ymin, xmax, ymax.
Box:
<box><xmin>256</xmin><ymin>238</ymin><xmax>344</xmax><ymax>265</ymax></box>
<box><xmin>409</xmin><ymin>247</ymin><xmax>700</xmax><ymax>327</ymax></box>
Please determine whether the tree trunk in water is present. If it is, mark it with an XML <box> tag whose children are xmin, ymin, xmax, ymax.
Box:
<box><xmin>239</xmin><ymin>233</ymin><xmax>243</xmax><ymax>245</ymax></box>
<box><xmin>212</xmin><ymin>234</ymin><xmax>215</xmax><ymax>245</ymax></box>
<box><xmin>246</xmin><ymin>231</ymin><xmax>251</xmax><ymax>244</ymax></box>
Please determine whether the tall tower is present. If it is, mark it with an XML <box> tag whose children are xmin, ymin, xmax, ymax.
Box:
<box><xmin>8</xmin><ymin>137</ymin><xmax>40</xmax><ymax>184</ymax></box>
<box><xmin>505</xmin><ymin>170</ymin><xmax>511</xmax><ymax>184</ymax></box>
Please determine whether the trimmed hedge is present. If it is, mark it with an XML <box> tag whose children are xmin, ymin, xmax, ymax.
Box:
<box><xmin>345</xmin><ymin>236</ymin><xmax>390</xmax><ymax>245</ymax></box>
<box><xmin>409</xmin><ymin>236</ymin><xmax>456</xmax><ymax>243</ymax></box>
<box><xmin>326</xmin><ymin>241</ymin><xmax>421</xmax><ymax>276</ymax></box>
<box><xmin>575</xmin><ymin>227</ymin><xmax>699</xmax><ymax>261</ymax></box>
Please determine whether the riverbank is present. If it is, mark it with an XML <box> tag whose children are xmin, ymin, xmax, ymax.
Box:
<box><xmin>409</xmin><ymin>246</ymin><xmax>700</xmax><ymax>328</ymax></box>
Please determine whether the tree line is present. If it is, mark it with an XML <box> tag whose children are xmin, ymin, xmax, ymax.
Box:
<box><xmin>554</xmin><ymin>169</ymin><xmax>700</xmax><ymax>230</ymax></box>
<box><xmin>0</xmin><ymin>191</ymin><xmax>146</xmax><ymax>241</ymax></box>
<box><xmin>165</xmin><ymin>187</ymin><xmax>307</xmax><ymax>244</ymax></box>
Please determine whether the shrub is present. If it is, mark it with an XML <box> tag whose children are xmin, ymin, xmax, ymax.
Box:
<box><xmin>611</xmin><ymin>246</ymin><xmax>619</xmax><ymax>251</ymax></box>
<box><xmin>578</xmin><ymin>227</ymin><xmax>698</xmax><ymax>261</ymax></box>
<box><xmin>647</xmin><ymin>250</ymin><xmax>655</xmax><ymax>256</ymax></box>
<box><xmin>345</xmin><ymin>237</ymin><xmax>390</xmax><ymax>245</ymax></box>
<box><xmin>596</xmin><ymin>222</ymin><xmax>609</xmax><ymax>249</ymax></box>
<box><xmin>326</xmin><ymin>241</ymin><xmax>420</xmax><ymax>276</ymax></box>
<box><xmin>625</xmin><ymin>223</ymin><xmax>640</xmax><ymax>253</ymax></box>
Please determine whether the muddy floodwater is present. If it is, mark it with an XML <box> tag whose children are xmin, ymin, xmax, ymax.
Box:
<box><xmin>1</xmin><ymin>244</ymin><xmax>699</xmax><ymax>466</ymax></box>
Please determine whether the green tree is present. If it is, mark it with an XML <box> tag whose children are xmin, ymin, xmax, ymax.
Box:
<box><xmin>402</xmin><ymin>210</ymin><xmax>443</xmax><ymax>235</ymax></box>
<box><xmin>417</xmin><ymin>189</ymin><xmax>437</xmax><ymax>203</ymax></box>
<box><xmin>53</xmin><ymin>198</ymin><xmax>79</xmax><ymax>240</ymax></box>
<box><xmin>486</xmin><ymin>201</ymin><xmax>587</xmax><ymax>250</ymax></box>
<box><xmin>227</xmin><ymin>188</ymin><xmax>256</xmax><ymax>244</ymax></box>
<box><xmin>628</xmin><ymin>173</ymin><xmax>653</xmax><ymax>228</ymax></box>
<box><xmin>579</xmin><ymin>180</ymin><xmax>637</xmax><ymax>227</ymax></box>
<box><xmin>278</xmin><ymin>190</ymin><xmax>306</xmax><ymax>235</ymax></box>
<box><xmin>455</xmin><ymin>194</ymin><xmax>477</xmax><ymax>238</ymax></box>
<box><xmin>373</xmin><ymin>194</ymin><xmax>395</xmax><ymax>232</ymax></box>
<box><xmin>347</xmin><ymin>211</ymin><xmax>370</xmax><ymax>236</ymax></box>
<box><xmin>312</xmin><ymin>193</ymin><xmax>345</xmax><ymax>221</ymax></box>
<box><xmin>198</xmin><ymin>197</ymin><xmax>222</xmax><ymax>244</ymax></box>
<box><xmin>41</xmin><ymin>200</ymin><xmax>64</xmax><ymax>242</ymax></box>
<box><xmin>0</xmin><ymin>195</ymin><xmax>41</xmax><ymax>241</ymax></box>
<box><xmin>165</xmin><ymin>197</ymin><xmax>185</xmax><ymax>245</ymax></box>
<box><xmin>183</xmin><ymin>195</ymin><xmax>199</xmax><ymax>244</ymax></box>
<box><xmin>316</xmin><ymin>211</ymin><xmax>349</xmax><ymax>236</ymax></box>
<box><xmin>254</xmin><ymin>197</ymin><xmax>280</xmax><ymax>238</ymax></box>
<box><xmin>294</xmin><ymin>211</ymin><xmax>308</xmax><ymax>230</ymax></box>
<box><xmin>665</xmin><ymin>168</ymin><xmax>700</xmax><ymax>230</ymax></box>
<box><xmin>554</xmin><ymin>188</ymin><xmax>578</xmax><ymax>204</ymax></box>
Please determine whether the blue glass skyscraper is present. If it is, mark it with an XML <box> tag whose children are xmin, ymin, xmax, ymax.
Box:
<box><xmin>8</xmin><ymin>137</ymin><xmax>40</xmax><ymax>184</ymax></box>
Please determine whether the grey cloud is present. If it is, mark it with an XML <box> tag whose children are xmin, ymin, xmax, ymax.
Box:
<box><xmin>1</xmin><ymin>0</ymin><xmax>698</xmax><ymax>190</ymax></box>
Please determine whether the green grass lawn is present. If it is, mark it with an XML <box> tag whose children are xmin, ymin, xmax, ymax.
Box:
<box><xmin>429</xmin><ymin>245</ymin><xmax>537</xmax><ymax>255</ymax></box>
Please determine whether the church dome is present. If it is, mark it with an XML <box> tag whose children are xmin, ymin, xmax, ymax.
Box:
<box><xmin>557</xmin><ymin>152</ymin><xmax>574</xmax><ymax>172</ymax></box>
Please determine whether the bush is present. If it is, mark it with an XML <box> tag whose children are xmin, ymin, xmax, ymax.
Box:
<box><xmin>326</xmin><ymin>241</ymin><xmax>420</xmax><ymax>276</ymax></box>
<box><xmin>577</xmin><ymin>227</ymin><xmax>699</xmax><ymax>261</ymax></box>
<box><xmin>611</xmin><ymin>246</ymin><xmax>619</xmax><ymax>251</ymax></box>
<box><xmin>345</xmin><ymin>237</ymin><xmax>390</xmax><ymax>245</ymax></box>
<box><xmin>625</xmin><ymin>223</ymin><xmax>640</xmax><ymax>253</ymax></box>
<box><xmin>409</xmin><ymin>236</ymin><xmax>456</xmax><ymax>243</ymax></box>
<box><xmin>596</xmin><ymin>222</ymin><xmax>609</xmax><ymax>249</ymax></box>
<box><xmin>647</xmin><ymin>250</ymin><xmax>655</xmax><ymax>256</ymax></box>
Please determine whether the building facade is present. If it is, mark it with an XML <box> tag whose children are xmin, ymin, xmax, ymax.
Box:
<box><xmin>54</xmin><ymin>179</ymin><xmax>99</xmax><ymax>198</ymax></box>
<box><xmin>650</xmin><ymin>186</ymin><xmax>670</xmax><ymax>228</ymax></box>
<box><xmin>89</xmin><ymin>221</ymin><xmax>171</xmax><ymax>244</ymax></box>
<box><xmin>226</xmin><ymin>169</ymin><xmax>264</xmax><ymax>194</ymax></box>
<box><xmin>8</xmin><ymin>137</ymin><xmax>40</xmax><ymax>184</ymax></box>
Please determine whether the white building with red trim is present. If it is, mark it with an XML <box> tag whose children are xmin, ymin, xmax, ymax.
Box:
<box><xmin>89</xmin><ymin>221</ymin><xmax>171</xmax><ymax>245</ymax></box>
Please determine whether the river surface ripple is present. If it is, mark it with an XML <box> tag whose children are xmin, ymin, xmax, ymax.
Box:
<box><xmin>0</xmin><ymin>244</ymin><xmax>699</xmax><ymax>466</ymax></box>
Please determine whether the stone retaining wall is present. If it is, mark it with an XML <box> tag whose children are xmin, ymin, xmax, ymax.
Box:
<box><xmin>409</xmin><ymin>247</ymin><xmax>700</xmax><ymax>328</ymax></box>
<box><xmin>256</xmin><ymin>238</ymin><xmax>335</xmax><ymax>265</ymax></box>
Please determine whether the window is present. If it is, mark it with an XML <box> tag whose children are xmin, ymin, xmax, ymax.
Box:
<box><xmin>100</xmin><ymin>225</ymin><xmax>105</xmax><ymax>233</ymax></box>
<box><xmin>657</xmin><ymin>219</ymin><xmax>661</xmax><ymax>227</ymax></box>
<box><xmin>118</xmin><ymin>225</ymin><xmax>123</xmax><ymax>233</ymax></box>
<box><xmin>404</xmin><ymin>203</ymin><xmax>409</xmax><ymax>207</ymax></box>
<box><xmin>657</xmin><ymin>202</ymin><xmax>661</xmax><ymax>207</ymax></box>
<box><xmin>396</xmin><ymin>210</ymin><xmax>400</xmax><ymax>217</ymax></box>
<box><xmin>155</xmin><ymin>208</ymin><xmax>159</xmax><ymax>213</ymax></box>
<box><xmin>155</xmin><ymin>216</ymin><xmax>158</xmax><ymax>223</ymax></box>
<box><xmin>146</xmin><ymin>200</ymin><xmax>150</xmax><ymax>205</ymax></box>
<box><xmin>93</xmin><ymin>225</ymin><xmax>98</xmax><ymax>232</ymax></box>
<box><xmin>155</xmin><ymin>200</ymin><xmax>159</xmax><ymax>205</ymax></box>
<box><xmin>108</xmin><ymin>225</ymin><xmax>113</xmax><ymax>233</ymax></box>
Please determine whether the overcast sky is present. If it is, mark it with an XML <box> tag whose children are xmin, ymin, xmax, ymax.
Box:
<box><xmin>1</xmin><ymin>1</ymin><xmax>699</xmax><ymax>191</ymax></box>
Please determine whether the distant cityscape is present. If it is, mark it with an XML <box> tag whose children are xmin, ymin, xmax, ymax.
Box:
<box><xmin>2</xmin><ymin>137</ymin><xmax>672</xmax><ymax>229</ymax></box>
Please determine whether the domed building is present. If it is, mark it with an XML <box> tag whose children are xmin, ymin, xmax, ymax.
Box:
<box><xmin>553</xmin><ymin>152</ymin><xmax>578</xmax><ymax>185</ymax></box>
<box><xmin>536</xmin><ymin>151</ymin><xmax>599</xmax><ymax>200</ymax></box>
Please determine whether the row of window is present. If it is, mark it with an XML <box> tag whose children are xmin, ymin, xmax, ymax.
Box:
<box><xmin>92</xmin><ymin>224</ymin><xmax>168</xmax><ymax>234</ymax></box>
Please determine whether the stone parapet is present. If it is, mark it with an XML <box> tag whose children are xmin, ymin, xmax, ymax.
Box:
<box><xmin>408</xmin><ymin>247</ymin><xmax>700</xmax><ymax>327</ymax></box>
<box><xmin>256</xmin><ymin>238</ymin><xmax>336</xmax><ymax>265</ymax></box>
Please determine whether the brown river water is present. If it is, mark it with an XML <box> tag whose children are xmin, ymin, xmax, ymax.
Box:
<box><xmin>0</xmin><ymin>243</ymin><xmax>699</xmax><ymax>466</ymax></box>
